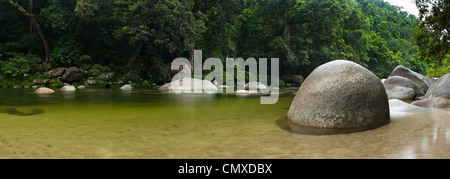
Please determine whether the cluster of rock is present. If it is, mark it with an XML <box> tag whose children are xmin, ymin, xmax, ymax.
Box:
<box><xmin>382</xmin><ymin>66</ymin><xmax>431</xmax><ymax>100</ymax></box>
<box><xmin>157</xmin><ymin>78</ymin><xmax>271</xmax><ymax>94</ymax></box>
<box><xmin>285</xmin><ymin>60</ymin><xmax>450</xmax><ymax>134</ymax></box>
<box><xmin>26</xmin><ymin>65</ymin><xmax>157</xmax><ymax>90</ymax></box>
<box><xmin>382</xmin><ymin>66</ymin><xmax>450</xmax><ymax>109</ymax></box>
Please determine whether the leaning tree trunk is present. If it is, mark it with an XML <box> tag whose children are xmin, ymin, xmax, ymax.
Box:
<box><xmin>127</xmin><ymin>38</ymin><xmax>144</xmax><ymax>67</ymax></box>
<box><xmin>30</xmin><ymin>17</ymin><xmax>51</xmax><ymax>67</ymax></box>
<box><xmin>3</xmin><ymin>0</ymin><xmax>51</xmax><ymax>69</ymax></box>
<box><xmin>189</xmin><ymin>38</ymin><xmax>196</xmax><ymax>72</ymax></box>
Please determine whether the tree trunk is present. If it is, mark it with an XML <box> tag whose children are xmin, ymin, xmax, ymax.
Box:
<box><xmin>75</xmin><ymin>20</ymin><xmax>83</xmax><ymax>37</ymax></box>
<box><xmin>128</xmin><ymin>38</ymin><xmax>144</xmax><ymax>66</ymax></box>
<box><xmin>30</xmin><ymin>16</ymin><xmax>51</xmax><ymax>68</ymax></box>
<box><xmin>189</xmin><ymin>38</ymin><xmax>195</xmax><ymax>72</ymax></box>
<box><xmin>5</xmin><ymin>0</ymin><xmax>51</xmax><ymax>69</ymax></box>
<box><xmin>28</xmin><ymin>0</ymin><xmax>32</xmax><ymax>33</ymax></box>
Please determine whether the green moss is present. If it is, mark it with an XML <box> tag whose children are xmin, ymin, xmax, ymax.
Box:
<box><xmin>50</xmin><ymin>81</ymin><xmax>64</xmax><ymax>88</ymax></box>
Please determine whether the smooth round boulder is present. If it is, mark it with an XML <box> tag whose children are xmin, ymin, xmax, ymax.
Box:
<box><xmin>287</xmin><ymin>60</ymin><xmax>389</xmax><ymax>131</ymax></box>
<box><xmin>412</xmin><ymin>98</ymin><xmax>450</xmax><ymax>108</ymax></box>
<box><xmin>425</xmin><ymin>73</ymin><xmax>450</xmax><ymax>99</ymax></box>
<box><xmin>34</xmin><ymin>87</ymin><xmax>55</xmax><ymax>94</ymax></box>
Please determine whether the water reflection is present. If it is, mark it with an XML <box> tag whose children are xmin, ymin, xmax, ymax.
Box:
<box><xmin>0</xmin><ymin>88</ymin><xmax>449</xmax><ymax>158</ymax></box>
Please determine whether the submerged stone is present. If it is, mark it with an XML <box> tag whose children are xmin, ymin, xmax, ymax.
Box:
<box><xmin>0</xmin><ymin>108</ymin><xmax>44</xmax><ymax>116</ymax></box>
<box><xmin>157</xmin><ymin>78</ymin><xmax>218</xmax><ymax>93</ymax></box>
<box><xmin>287</xmin><ymin>60</ymin><xmax>389</xmax><ymax>133</ymax></box>
<box><xmin>120</xmin><ymin>84</ymin><xmax>133</xmax><ymax>91</ymax></box>
<box><xmin>60</xmin><ymin>86</ymin><xmax>76</xmax><ymax>92</ymax></box>
<box><xmin>244</xmin><ymin>82</ymin><xmax>268</xmax><ymax>90</ymax></box>
<box><xmin>34</xmin><ymin>87</ymin><xmax>55</xmax><ymax>94</ymax></box>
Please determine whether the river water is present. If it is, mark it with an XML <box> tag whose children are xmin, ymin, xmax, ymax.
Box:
<box><xmin>0</xmin><ymin>88</ymin><xmax>449</xmax><ymax>159</ymax></box>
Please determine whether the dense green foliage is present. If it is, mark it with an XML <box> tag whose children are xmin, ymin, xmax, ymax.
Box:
<box><xmin>0</xmin><ymin>0</ymin><xmax>445</xmax><ymax>87</ymax></box>
<box><xmin>414</xmin><ymin>0</ymin><xmax>450</xmax><ymax>77</ymax></box>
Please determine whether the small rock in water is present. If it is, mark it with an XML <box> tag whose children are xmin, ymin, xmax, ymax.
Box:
<box><xmin>77</xmin><ymin>85</ymin><xmax>86</xmax><ymax>90</ymax></box>
<box><xmin>218</xmin><ymin>85</ymin><xmax>230</xmax><ymax>89</ymax></box>
<box><xmin>120</xmin><ymin>84</ymin><xmax>133</xmax><ymax>91</ymax></box>
<box><xmin>157</xmin><ymin>78</ymin><xmax>217</xmax><ymax>93</ymax></box>
<box><xmin>235</xmin><ymin>90</ymin><xmax>249</xmax><ymax>94</ymax></box>
<box><xmin>35</xmin><ymin>87</ymin><xmax>55</xmax><ymax>94</ymax></box>
<box><xmin>244</xmin><ymin>82</ymin><xmax>268</xmax><ymax>90</ymax></box>
<box><xmin>32</xmin><ymin>85</ymin><xmax>38</xmax><ymax>89</ymax></box>
<box><xmin>60</xmin><ymin>86</ymin><xmax>76</xmax><ymax>92</ymax></box>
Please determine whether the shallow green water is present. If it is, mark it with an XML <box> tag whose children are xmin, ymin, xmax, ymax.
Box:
<box><xmin>0</xmin><ymin>88</ymin><xmax>449</xmax><ymax>159</ymax></box>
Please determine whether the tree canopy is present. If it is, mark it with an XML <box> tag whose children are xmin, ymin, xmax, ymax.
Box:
<box><xmin>0</xmin><ymin>0</ymin><xmax>443</xmax><ymax>88</ymax></box>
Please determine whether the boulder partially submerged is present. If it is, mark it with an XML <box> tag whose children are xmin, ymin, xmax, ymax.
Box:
<box><xmin>158</xmin><ymin>78</ymin><xmax>218</xmax><ymax>93</ymax></box>
<box><xmin>34</xmin><ymin>87</ymin><xmax>55</xmax><ymax>94</ymax></box>
<box><xmin>120</xmin><ymin>84</ymin><xmax>133</xmax><ymax>91</ymax></box>
<box><xmin>59</xmin><ymin>85</ymin><xmax>76</xmax><ymax>92</ymax></box>
<box><xmin>287</xmin><ymin>60</ymin><xmax>389</xmax><ymax>133</ymax></box>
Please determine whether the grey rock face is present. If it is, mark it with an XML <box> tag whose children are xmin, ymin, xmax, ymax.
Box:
<box><xmin>389</xmin><ymin>66</ymin><xmax>432</xmax><ymax>92</ymax></box>
<box><xmin>425</xmin><ymin>73</ymin><xmax>450</xmax><ymax>99</ymax></box>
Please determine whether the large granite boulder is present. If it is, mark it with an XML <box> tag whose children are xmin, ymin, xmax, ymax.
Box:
<box><xmin>62</xmin><ymin>67</ymin><xmax>85</xmax><ymax>83</ymax></box>
<box><xmin>158</xmin><ymin>78</ymin><xmax>218</xmax><ymax>93</ymax></box>
<box><xmin>383</xmin><ymin>76</ymin><xmax>425</xmax><ymax>100</ymax></box>
<box><xmin>412</xmin><ymin>98</ymin><xmax>450</xmax><ymax>108</ymax></box>
<box><xmin>389</xmin><ymin>66</ymin><xmax>432</xmax><ymax>92</ymax></box>
<box><xmin>425</xmin><ymin>73</ymin><xmax>450</xmax><ymax>99</ymax></box>
<box><xmin>287</xmin><ymin>60</ymin><xmax>390</xmax><ymax>132</ymax></box>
